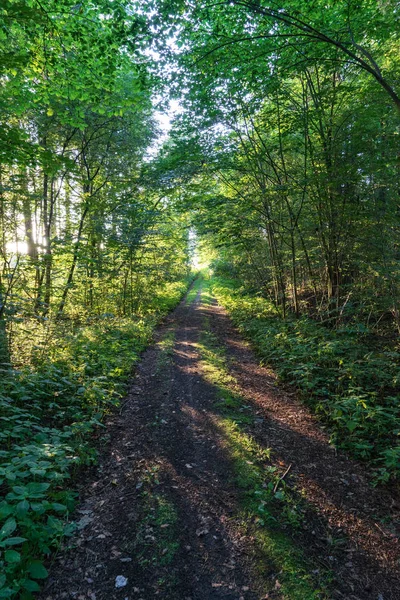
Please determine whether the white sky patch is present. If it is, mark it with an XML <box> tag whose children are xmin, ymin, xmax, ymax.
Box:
<box><xmin>189</xmin><ymin>227</ymin><xmax>200</xmax><ymax>268</ymax></box>
<box><xmin>146</xmin><ymin>97</ymin><xmax>182</xmax><ymax>159</ymax></box>
<box><xmin>156</xmin><ymin>98</ymin><xmax>181</xmax><ymax>135</ymax></box>
<box><xmin>6</xmin><ymin>240</ymin><xmax>29</xmax><ymax>255</ymax></box>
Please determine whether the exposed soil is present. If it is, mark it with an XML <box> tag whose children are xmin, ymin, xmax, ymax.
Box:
<box><xmin>40</xmin><ymin>284</ymin><xmax>400</xmax><ymax>600</ymax></box>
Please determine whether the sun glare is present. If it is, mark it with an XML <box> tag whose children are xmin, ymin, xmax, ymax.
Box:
<box><xmin>6</xmin><ymin>241</ymin><xmax>29</xmax><ymax>255</ymax></box>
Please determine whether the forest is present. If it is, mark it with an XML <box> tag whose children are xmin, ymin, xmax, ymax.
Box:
<box><xmin>0</xmin><ymin>1</ymin><xmax>399</xmax><ymax>599</ymax></box>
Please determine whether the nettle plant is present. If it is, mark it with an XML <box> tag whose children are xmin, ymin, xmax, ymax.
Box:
<box><xmin>212</xmin><ymin>278</ymin><xmax>400</xmax><ymax>483</ymax></box>
<box><xmin>0</xmin><ymin>276</ymin><xmax>193</xmax><ymax>597</ymax></box>
<box><xmin>0</xmin><ymin>482</ymin><xmax>74</xmax><ymax>597</ymax></box>
<box><xmin>0</xmin><ymin>386</ymin><xmax>81</xmax><ymax>599</ymax></box>
<box><xmin>0</xmin><ymin>452</ymin><xmax>76</xmax><ymax>597</ymax></box>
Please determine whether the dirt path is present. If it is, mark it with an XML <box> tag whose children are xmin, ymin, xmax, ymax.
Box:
<box><xmin>41</xmin><ymin>282</ymin><xmax>400</xmax><ymax>600</ymax></box>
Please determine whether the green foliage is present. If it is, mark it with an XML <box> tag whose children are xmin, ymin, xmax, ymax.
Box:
<box><xmin>0</xmin><ymin>3</ymin><xmax>194</xmax><ymax>593</ymax></box>
<box><xmin>211</xmin><ymin>277</ymin><xmax>400</xmax><ymax>482</ymax></box>
<box><xmin>149</xmin><ymin>0</ymin><xmax>400</xmax><ymax>329</ymax></box>
<box><xmin>0</xmin><ymin>276</ymin><xmax>191</xmax><ymax>598</ymax></box>
<box><xmin>134</xmin><ymin>489</ymin><xmax>179</xmax><ymax>569</ymax></box>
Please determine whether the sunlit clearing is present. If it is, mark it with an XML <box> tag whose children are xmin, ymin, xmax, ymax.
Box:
<box><xmin>189</xmin><ymin>228</ymin><xmax>210</xmax><ymax>270</ymax></box>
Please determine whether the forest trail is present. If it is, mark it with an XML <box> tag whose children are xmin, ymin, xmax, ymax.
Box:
<box><xmin>40</xmin><ymin>280</ymin><xmax>400</xmax><ymax>600</ymax></box>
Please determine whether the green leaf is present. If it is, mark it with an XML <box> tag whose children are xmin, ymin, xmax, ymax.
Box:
<box><xmin>0</xmin><ymin>518</ymin><xmax>16</xmax><ymax>539</ymax></box>
<box><xmin>16</xmin><ymin>500</ymin><xmax>30</xmax><ymax>516</ymax></box>
<box><xmin>28</xmin><ymin>560</ymin><xmax>48</xmax><ymax>579</ymax></box>
<box><xmin>274</xmin><ymin>490</ymin><xmax>285</xmax><ymax>500</ymax></box>
<box><xmin>346</xmin><ymin>420</ymin><xmax>358</xmax><ymax>432</ymax></box>
<box><xmin>51</xmin><ymin>503</ymin><xmax>67</xmax><ymax>512</ymax></box>
<box><xmin>4</xmin><ymin>549</ymin><xmax>21</xmax><ymax>563</ymax></box>
<box><xmin>30</xmin><ymin>503</ymin><xmax>46</xmax><ymax>513</ymax></box>
<box><xmin>0</xmin><ymin>503</ymin><xmax>12</xmax><ymax>520</ymax></box>
<box><xmin>26</xmin><ymin>482</ymin><xmax>50</xmax><ymax>497</ymax></box>
<box><xmin>22</xmin><ymin>579</ymin><xmax>41</xmax><ymax>592</ymax></box>
<box><xmin>1</xmin><ymin>536</ymin><xmax>27</xmax><ymax>546</ymax></box>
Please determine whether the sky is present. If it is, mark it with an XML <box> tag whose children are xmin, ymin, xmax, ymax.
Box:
<box><xmin>146</xmin><ymin>97</ymin><xmax>182</xmax><ymax>158</ymax></box>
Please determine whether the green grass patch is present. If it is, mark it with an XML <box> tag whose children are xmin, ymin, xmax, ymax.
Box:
<box><xmin>156</xmin><ymin>328</ymin><xmax>176</xmax><ymax>374</ymax></box>
<box><xmin>198</xmin><ymin>272</ymin><xmax>214</xmax><ymax>307</ymax></box>
<box><xmin>211</xmin><ymin>277</ymin><xmax>400</xmax><ymax>484</ymax></box>
<box><xmin>184</xmin><ymin>271</ymin><xmax>205</xmax><ymax>305</ymax></box>
<box><xmin>134</xmin><ymin>493</ymin><xmax>179</xmax><ymax>568</ymax></box>
<box><xmin>129</xmin><ymin>463</ymin><xmax>180</xmax><ymax>593</ymax></box>
<box><xmin>198</xmin><ymin>311</ymin><xmax>330</xmax><ymax>599</ymax></box>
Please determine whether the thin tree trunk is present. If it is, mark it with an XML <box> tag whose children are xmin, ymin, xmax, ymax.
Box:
<box><xmin>290</xmin><ymin>230</ymin><xmax>299</xmax><ymax>316</ymax></box>
<box><xmin>57</xmin><ymin>196</ymin><xmax>89</xmax><ymax>319</ymax></box>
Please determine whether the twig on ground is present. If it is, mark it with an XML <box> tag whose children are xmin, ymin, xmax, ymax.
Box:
<box><xmin>273</xmin><ymin>463</ymin><xmax>292</xmax><ymax>493</ymax></box>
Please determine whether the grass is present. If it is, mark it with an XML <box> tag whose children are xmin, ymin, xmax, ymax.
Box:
<box><xmin>197</xmin><ymin>305</ymin><xmax>331</xmax><ymax>599</ymax></box>
<box><xmin>156</xmin><ymin>328</ymin><xmax>176</xmax><ymax>373</ymax></box>
<box><xmin>133</xmin><ymin>463</ymin><xmax>179</xmax><ymax>570</ymax></box>
<box><xmin>184</xmin><ymin>272</ymin><xmax>205</xmax><ymax>306</ymax></box>
<box><xmin>135</xmin><ymin>493</ymin><xmax>179</xmax><ymax>568</ymax></box>
<box><xmin>128</xmin><ymin>462</ymin><xmax>180</xmax><ymax>595</ymax></box>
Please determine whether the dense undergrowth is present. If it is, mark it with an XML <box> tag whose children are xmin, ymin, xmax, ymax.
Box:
<box><xmin>0</xmin><ymin>277</ymin><xmax>193</xmax><ymax>599</ymax></box>
<box><xmin>211</xmin><ymin>277</ymin><xmax>400</xmax><ymax>484</ymax></box>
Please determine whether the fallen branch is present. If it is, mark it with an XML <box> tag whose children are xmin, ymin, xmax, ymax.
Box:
<box><xmin>273</xmin><ymin>463</ymin><xmax>292</xmax><ymax>493</ymax></box>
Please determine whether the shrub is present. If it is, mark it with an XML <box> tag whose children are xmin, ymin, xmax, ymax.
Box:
<box><xmin>212</xmin><ymin>277</ymin><xmax>400</xmax><ymax>483</ymax></box>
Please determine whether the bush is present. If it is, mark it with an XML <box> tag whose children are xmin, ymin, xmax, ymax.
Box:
<box><xmin>212</xmin><ymin>277</ymin><xmax>400</xmax><ymax>483</ymax></box>
<box><xmin>0</xmin><ymin>276</ymin><xmax>193</xmax><ymax>599</ymax></box>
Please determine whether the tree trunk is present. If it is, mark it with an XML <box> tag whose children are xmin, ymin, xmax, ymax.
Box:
<box><xmin>0</xmin><ymin>285</ymin><xmax>9</xmax><ymax>367</ymax></box>
<box><xmin>57</xmin><ymin>187</ymin><xmax>90</xmax><ymax>319</ymax></box>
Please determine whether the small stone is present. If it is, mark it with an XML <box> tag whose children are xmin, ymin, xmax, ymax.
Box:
<box><xmin>115</xmin><ymin>575</ymin><xmax>128</xmax><ymax>589</ymax></box>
